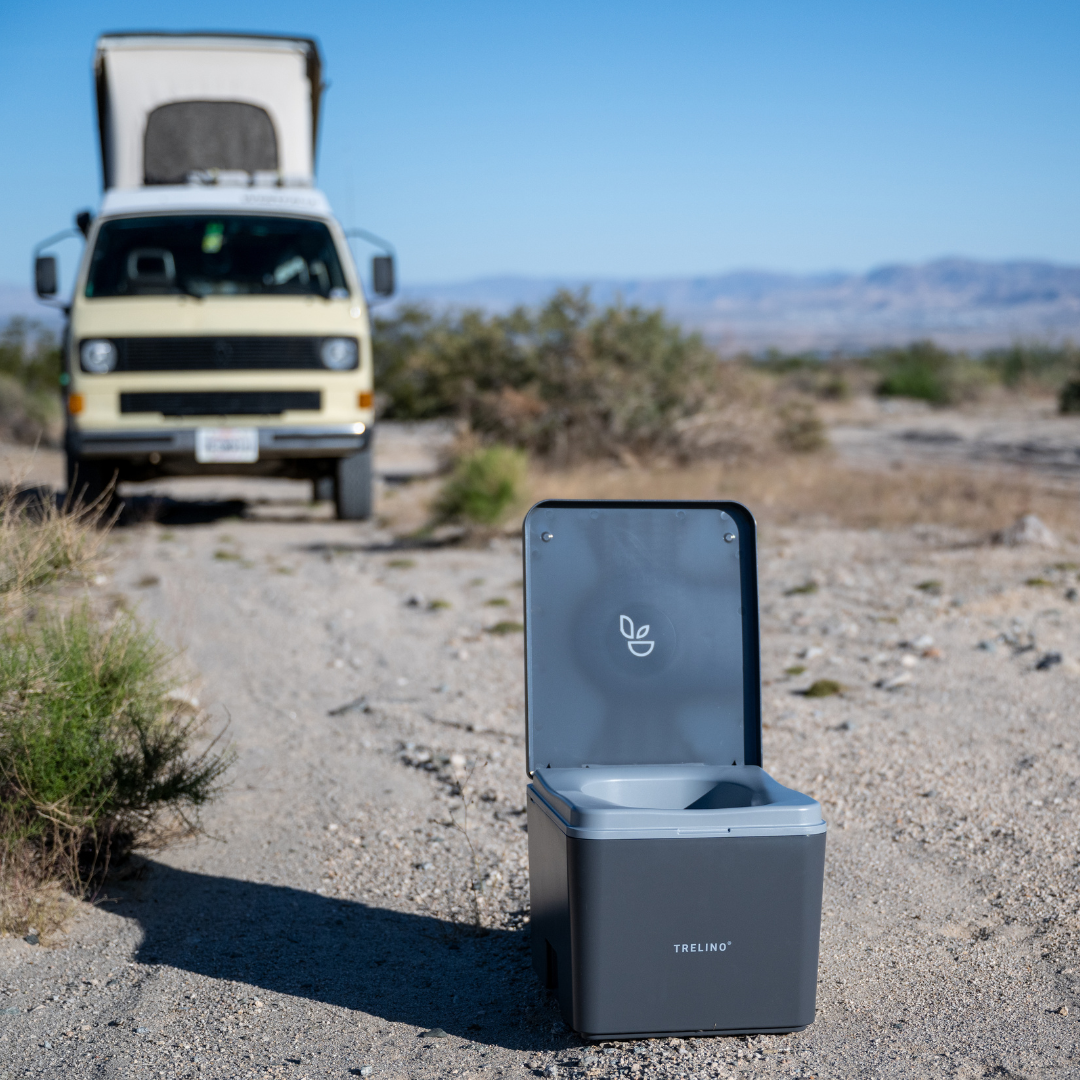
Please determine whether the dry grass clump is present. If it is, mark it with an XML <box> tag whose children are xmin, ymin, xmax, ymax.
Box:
<box><xmin>0</xmin><ymin>487</ymin><xmax>108</xmax><ymax>606</ymax></box>
<box><xmin>530</xmin><ymin>456</ymin><xmax>1080</xmax><ymax>538</ymax></box>
<box><xmin>0</xmin><ymin>485</ymin><xmax>232</xmax><ymax>941</ymax></box>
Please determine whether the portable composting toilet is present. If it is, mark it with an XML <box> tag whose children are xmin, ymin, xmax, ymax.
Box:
<box><xmin>523</xmin><ymin>500</ymin><xmax>827</xmax><ymax>1041</ymax></box>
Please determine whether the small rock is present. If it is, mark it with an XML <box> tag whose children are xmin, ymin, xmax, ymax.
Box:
<box><xmin>544</xmin><ymin>1067</ymin><xmax>559</xmax><ymax>1078</ymax></box>
<box><xmin>136</xmin><ymin>1027</ymin><xmax>150</xmax><ymax>1034</ymax></box>
<box><xmin>43</xmin><ymin>1040</ymin><xmax>52</xmax><ymax>1049</ymax></box>
<box><xmin>922</xmin><ymin>647</ymin><xmax>943</xmax><ymax>659</ymax></box>
<box><xmin>900</xmin><ymin>654</ymin><xmax>918</xmax><ymax>668</ymax></box>
<box><xmin>978</xmin><ymin>639</ymin><xmax>998</xmax><ymax>652</ymax></box>
<box><xmin>23</xmin><ymin>934</ymin><xmax>38</xmax><ymax>946</ymax></box>
<box><xmin>1067</xmin><ymin>588</ymin><xmax>1079</xmax><ymax>602</ymax></box>
<box><xmin>877</xmin><ymin>672</ymin><xmax>913</xmax><ymax>690</ymax></box>
<box><xmin>912</xmin><ymin>634</ymin><xmax>934</xmax><ymax>649</ymax></box>
<box><xmin>801</xmin><ymin>646</ymin><xmax>825</xmax><ymax>660</ymax></box>
<box><xmin>1058</xmin><ymin>1005</ymin><xmax>1069</xmax><ymax>1016</ymax></box>
<box><xmin>1036</xmin><ymin>651</ymin><xmax>1062</xmax><ymax>671</ymax></box>
<box><xmin>2</xmin><ymin>1006</ymin><xmax>20</xmax><ymax>1016</ymax></box>
<box><xmin>420</xmin><ymin>1027</ymin><xmax>449</xmax><ymax>1039</ymax></box>
<box><xmin>359</xmin><ymin>1068</ymin><xmax>374</xmax><ymax>1076</ymax></box>
<box><xmin>996</xmin><ymin>513</ymin><xmax>1058</xmax><ymax>549</ymax></box>
<box><xmin>405</xmin><ymin>594</ymin><xmax>424</xmax><ymax>608</ymax></box>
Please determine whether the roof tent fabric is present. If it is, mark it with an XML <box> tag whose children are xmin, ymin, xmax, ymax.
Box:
<box><xmin>144</xmin><ymin>101</ymin><xmax>278</xmax><ymax>183</ymax></box>
<box><xmin>95</xmin><ymin>34</ymin><xmax>322</xmax><ymax>190</ymax></box>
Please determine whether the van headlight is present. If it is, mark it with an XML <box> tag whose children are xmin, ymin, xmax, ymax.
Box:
<box><xmin>80</xmin><ymin>339</ymin><xmax>118</xmax><ymax>373</ymax></box>
<box><xmin>321</xmin><ymin>338</ymin><xmax>359</xmax><ymax>370</ymax></box>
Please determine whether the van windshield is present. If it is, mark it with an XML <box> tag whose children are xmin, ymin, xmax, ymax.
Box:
<box><xmin>85</xmin><ymin>215</ymin><xmax>349</xmax><ymax>299</ymax></box>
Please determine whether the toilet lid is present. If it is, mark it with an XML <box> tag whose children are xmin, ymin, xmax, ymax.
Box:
<box><xmin>523</xmin><ymin>501</ymin><xmax>761</xmax><ymax>775</ymax></box>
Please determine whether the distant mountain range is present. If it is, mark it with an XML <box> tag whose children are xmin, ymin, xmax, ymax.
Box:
<box><xmin>395</xmin><ymin>258</ymin><xmax>1080</xmax><ymax>353</ymax></box>
<box><xmin>7</xmin><ymin>257</ymin><xmax>1080</xmax><ymax>352</ymax></box>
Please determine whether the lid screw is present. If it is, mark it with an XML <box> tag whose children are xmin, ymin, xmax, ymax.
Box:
<box><xmin>724</xmin><ymin>532</ymin><xmax>736</xmax><ymax>543</ymax></box>
<box><xmin>541</xmin><ymin>531</ymin><xmax>554</xmax><ymax>542</ymax></box>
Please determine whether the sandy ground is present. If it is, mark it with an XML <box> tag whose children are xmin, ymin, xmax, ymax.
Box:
<box><xmin>0</xmin><ymin>419</ymin><xmax>1079</xmax><ymax>1079</ymax></box>
<box><xmin>828</xmin><ymin>395</ymin><xmax>1080</xmax><ymax>478</ymax></box>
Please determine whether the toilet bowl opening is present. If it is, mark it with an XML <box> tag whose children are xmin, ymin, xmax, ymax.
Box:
<box><xmin>577</xmin><ymin>776</ymin><xmax>767</xmax><ymax>810</ymax></box>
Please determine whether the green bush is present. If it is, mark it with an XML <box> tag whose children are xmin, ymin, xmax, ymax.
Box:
<box><xmin>375</xmin><ymin>292</ymin><xmax>723</xmax><ymax>463</ymax></box>
<box><xmin>0</xmin><ymin>489</ymin><xmax>231</xmax><ymax>935</ymax></box>
<box><xmin>0</xmin><ymin>318</ymin><xmax>62</xmax><ymax>445</ymax></box>
<box><xmin>874</xmin><ymin>341</ymin><xmax>958</xmax><ymax>404</ymax></box>
<box><xmin>433</xmin><ymin>445</ymin><xmax>527</xmax><ymax>527</ymax></box>
<box><xmin>985</xmin><ymin>342</ymin><xmax>1080</xmax><ymax>391</ymax></box>
<box><xmin>0</xmin><ymin>608</ymin><xmax>230</xmax><ymax>845</ymax></box>
<box><xmin>1059</xmin><ymin>379</ymin><xmax>1080</xmax><ymax>414</ymax></box>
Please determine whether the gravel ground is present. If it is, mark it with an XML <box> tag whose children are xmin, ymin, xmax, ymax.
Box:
<box><xmin>1</xmin><ymin>465</ymin><xmax>1079</xmax><ymax>1078</ymax></box>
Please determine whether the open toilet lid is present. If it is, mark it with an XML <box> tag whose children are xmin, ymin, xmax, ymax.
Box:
<box><xmin>522</xmin><ymin>501</ymin><xmax>762</xmax><ymax>775</ymax></box>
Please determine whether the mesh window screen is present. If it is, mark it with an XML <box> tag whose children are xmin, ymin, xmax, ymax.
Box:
<box><xmin>144</xmin><ymin>101</ymin><xmax>278</xmax><ymax>183</ymax></box>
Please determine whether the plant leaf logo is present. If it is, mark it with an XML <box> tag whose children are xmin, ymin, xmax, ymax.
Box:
<box><xmin>619</xmin><ymin>615</ymin><xmax>655</xmax><ymax>657</ymax></box>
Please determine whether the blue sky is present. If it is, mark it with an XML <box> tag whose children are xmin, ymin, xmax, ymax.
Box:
<box><xmin>1</xmin><ymin>0</ymin><xmax>1079</xmax><ymax>289</ymax></box>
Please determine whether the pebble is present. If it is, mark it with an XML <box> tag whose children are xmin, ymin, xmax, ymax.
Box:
<box><xmin>877</xmin><ymin>672</ymin><xmax>912</xmax><ymax>690</ymax></box>
<box><xmin>996</xmin><ymin>513</ymin><xmax>1058</xmax><ymax>549</ymax></box>
<box><xmin>1036</xmin><ymin>652</ymin><xmax>1062</xmax><ymax>671</ymax></box>
<box><xmin>137</xmin><ymin>1026</ymin><xmax>151</xmax><ymax>1034</ymax></box>
<box><xmin>23</xmin><ymin>935</ymin><xmax>38</xmax><ymax>946</ymax></box>
<box><xmin>420</xmin><ymin>1027</ymin><xmax>449</xmax><ymax>1039</ymax></box>
<box><xmin>359</xmin><ymin>1067</ymin><xmax>374</xmax><ymax>1076</ymax></box>
<box><xmin>1058</xmin><ymin>1006</ymin><xmax>1070</xmax><ymax>1016</ymax></box>
<box><xmin>2</xmin><ymin>1007</ymin><xmax>20</xmax><ymax>1016</ymax></box>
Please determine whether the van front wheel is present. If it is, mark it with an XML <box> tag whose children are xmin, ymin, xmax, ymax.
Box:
<box><xmin>334</xmin><ymin>448</ymin><xmax>373</xmax><ymax>521</ymax></box>
<box><xmin>65</xmin><ymin>454</ymin><xmax>118</xmax><ymax>513</ymax></box>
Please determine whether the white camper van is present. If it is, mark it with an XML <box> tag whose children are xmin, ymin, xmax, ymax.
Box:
<box><xmin>34</xmin><ymin>33</ymin><xmax>393</xmax><ymax>519</ymax></box>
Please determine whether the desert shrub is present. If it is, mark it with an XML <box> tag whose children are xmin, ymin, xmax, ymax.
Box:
<box><xmin>1059</xmin><ymin>379</ymin><xmax>1080</xmax><ymax>414</ymax></box>
<box><xmin>376</xmin><ymin>293</ymin><xmax>824</xmax><ymax>464</ymax></box>
<box><xmin>433</xmin><ymin>445</ymin><xmax>528</xmax><ymax>526</ymax></box>
<box><xmin>985</xmin><ymin>342</ymin><xmax>1080</xmax><ymax>391</ymax></box>
<box><xmin>874</xmin><ymin>341</ymin><xmax>956</xmax><ymax>404</ymax></box>
<box><xmin>0</xmin><ymin>318</ymin><xmax>62</xmax><ymax>445</ymax></box>
<box><xmin>0</xmin><ymin>609</ymin><xmax>230</xmax><ymax>868</ymax></box>
<box><xmin>0</xmin><ymin>488</ymin><xmax>230</xmax><ymax>936</ymax></box>
<box><xmin>775</xmin><ymin>401</ymin><xmax>827</xmax><ymax>453</ymax></box>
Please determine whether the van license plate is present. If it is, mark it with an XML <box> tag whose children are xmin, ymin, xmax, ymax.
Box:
<box><xmin>195</xmin><ymin>427</ymin><xmax>259</xmax><ymax>463</ymax></box>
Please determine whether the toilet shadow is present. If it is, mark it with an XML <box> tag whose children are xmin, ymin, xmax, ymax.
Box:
<box><xmin>119</xmin><ymin>862</ymin><xmax>558</xmax><ymax>1050</ymax></box>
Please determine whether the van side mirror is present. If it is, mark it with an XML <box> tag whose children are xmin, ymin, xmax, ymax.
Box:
<box><xmin>75</xmin><ymin>210</ymin><xmax>93</xmax><ymax>237</ymax></box>
<box><xmin>35</xmin><ymin>256</ymin><xmax>58</xmax><ymax>298</ymax></box>
<box><xmin>372</xmin><ymin>255</ymin><xmax>395</xmax><ymax>297</ymax></box>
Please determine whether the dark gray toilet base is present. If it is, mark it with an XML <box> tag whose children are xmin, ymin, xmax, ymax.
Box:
<box><xmin>528</xmin><ymin>786</ymin><xmax>826</xmax><ymax>1041</ymax></box>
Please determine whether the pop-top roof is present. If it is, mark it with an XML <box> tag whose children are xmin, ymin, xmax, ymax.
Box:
<box><xmin>95</xmin><ymin>33</ymin><xmax>323</xmax><ymax>190</ymax></box>
<box><xmin>522</xmin><ymin>501</ymin><xmax>762</xmax><ymax>774</ymax></box>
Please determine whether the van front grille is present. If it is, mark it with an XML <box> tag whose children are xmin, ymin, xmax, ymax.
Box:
<box><xmin>106</xmin><ymin>337</ymin><xmax>326</xmax><ymax>371</ymax></box>
<box><xmin>119</xmin><ymin>391</ymin><xmax>321</xmax><ymax>417</ymax></box>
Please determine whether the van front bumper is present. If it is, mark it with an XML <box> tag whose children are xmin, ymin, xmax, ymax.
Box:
<box><xmin>68</xmin><ymin>423</ymin><xmax>371</xmax><ymax>461</ymax></box>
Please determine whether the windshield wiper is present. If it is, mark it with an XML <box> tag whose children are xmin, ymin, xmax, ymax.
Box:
<box><xmin>174</xmin><ymin>280</ymin><xmax>205</xmax><ymax>301</ymax></box>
